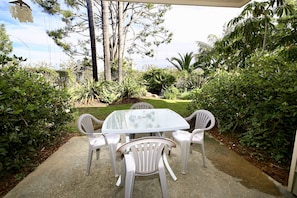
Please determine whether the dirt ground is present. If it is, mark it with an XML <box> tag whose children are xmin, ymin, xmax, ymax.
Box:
<box><xmin>208</xmin><ymin>128</ymin><xmax>289</xmax><ymax>187</ymax></box>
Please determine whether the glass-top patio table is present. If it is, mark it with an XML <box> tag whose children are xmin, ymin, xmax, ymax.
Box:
<box><xmin>102</xmin><ymin>108</ymin><xmax>190</xmax><ymax>182</ymax></box>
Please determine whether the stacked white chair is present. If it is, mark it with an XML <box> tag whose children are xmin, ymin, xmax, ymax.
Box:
<box><xmin>172</xmin><ymin>110</ymin><xmax>215</xmax><ymax>174</ymax></box>
<box><xmin>77</xmin><ymin>113</ymin><xmax>121</xmax><ymax>177</ymax></box>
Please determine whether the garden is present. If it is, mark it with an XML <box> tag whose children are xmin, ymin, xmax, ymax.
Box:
<box><xmin>1</xmin><ymin>0</ymin><xmax>297</xmax><ymax>196</ymax></box>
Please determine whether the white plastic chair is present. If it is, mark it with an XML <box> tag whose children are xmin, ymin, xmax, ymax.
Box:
<box><xmin>117</xmin><ymin>137</ymin><xmax>176</xmax><ymax>198</ymax></box>
<box><xmin>77</xmin><ymin>113</ymin><xmax>121</xmax><ymax>177</ymax></box>
<box><xmin>172</xmin><ymin>110</ymin><xmax>215</xmax><ymax>174</ymax></box>
<box><xmin>129</xmin><ymin>102</ymin><xmax>154</xmax><ymax>139</ymax></box>
<box><xmin>130</xmin><ymin>102</ymin><xmax>154</xmax><ymax>110</ymax></box>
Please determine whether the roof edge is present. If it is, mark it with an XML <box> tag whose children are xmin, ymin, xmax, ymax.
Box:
<box><xmin>114</xmin><ymin>0</ymin><xmax>251</xmax><ymax>8</ymax></box>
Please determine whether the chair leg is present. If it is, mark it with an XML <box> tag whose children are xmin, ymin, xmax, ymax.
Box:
<box><xmin>200</xmin><ymin>143</ymin><xmax>206</xmax><ymax>167</ymax></box>
<box><xmin>159</xmin><ymin>162</ymin><xmax>169</xmax><ymax>198</ymax></box>
<box><xmin>109</xmin><ymin>143</ymin><xmax>119</xmax><ymax>177</ymax></box>
<box><xmin>125</xmin><ymin>170</ymin><xmax>135</xmax><ymax>198</ymax></box>
<box><xmin>86</xmin><ymin>148</ymin><xmax>93</xmax><ymax>176</ymax></box>
<box><xmin>123</xmin><ymin>154</ymin><xmax>135</xmax><ymax>198</ymax></box>
<box><xmin>180</xmin><ymin>140</ymin><xmax>190</xmax><ymax>174</ymax></box>
<box><xmin>96</xmin><ymin>148</ymin><xmax>100</xmax><ymax>160</ymax></box>
<box><xmin>120</xmin><ymin>156</ymin><xmax>126</xmax><ymax>187</ymax></box>
<box><xmin>129</xmin><ymin>134</ymin><xmax>135</xmax><ymax>139</ymax></box>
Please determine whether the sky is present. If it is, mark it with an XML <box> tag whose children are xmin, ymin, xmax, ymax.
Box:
<box><xmin>0</xmin><ymin>1</ymin><xmax>244</xmax><ymax>70</ymax></box>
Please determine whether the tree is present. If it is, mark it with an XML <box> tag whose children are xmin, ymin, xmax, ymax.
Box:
<box><xmin>101</xmin><ymin>0</ymin><xmax>111</xmax><ymax>81</ymax></box>
<box><xmin>195</xmin><ymin>34</ymin><xmax>222</xmax><ymax>74</ymax></box>
<box><xmin>0</xmin><ymin>24</ymin><xmax>13</xmax><ymax>56</ymax></box>
<box><xmin>41</xmin><ymin>1</ymin><xmax>172</xmax><ymax>81</ymax></box>
<box><xmin>86</xmin><ymin>0</ymin><xmax>98</xmax><ymax>81</ymax></box>
<box><xmin>206</xmin><ymin>0</ymin><xmax>294</xmax><ymax>70</ymax></box>
<box><xmin>227</xmin><ymin>1</ymin><xmax>274</xmax><ymax>53</ymax></box>
<box><xmin>118</xmin><ymin>1</ymin><xmax>123</xmax><ymax>83</ymax></box>
<box><xmin>166</xmin><ymin>52</ymin><xmax>197</xmax><ymax>73</ymax></box>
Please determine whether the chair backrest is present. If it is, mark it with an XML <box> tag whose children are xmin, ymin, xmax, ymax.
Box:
<box><xmin>117</xmin><ymin>137</ymin><xmax>176</xmax><ymax>175</ymax></box>
<box><xmin>78</xmin><ymin>114</ymin><xmax>96</xmax><ymax>134</ymax></box>
<box><xmin>130</xmin><ymin>102</ymin><xmax>154</xmax><ymax>109</ymax></box>
<box><xmin>193</xmin><ymin>110</ymin><xmax>215</xmax><ymax>131</ymax></box>
<box><xmin>78</xmin><ymin>114</ymin><xmax>106</xmax><ymax>144</ymax></box>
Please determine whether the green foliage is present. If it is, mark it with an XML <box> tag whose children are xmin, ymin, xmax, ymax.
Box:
<box><xmin>164</xmin><ymin>85</ymin><xmax>179</xmax><ymax>100</ymax></box>
<box><xmin>70</xmin><ymin>80</ymin><xmax>121</xmax><ymax>104</ymax></box>
<box><xmin>119</xmin><ymin>76</ymin><xmax>147</xmax><ymax>99</ymax></box>
<box><xmin>174</xmin><ymin>69</ymin><xmax>204</xmax><ymax>91</ymax></box>
<box><xmin>0</xmin><ymin>61</ymin><xmax>73</xmax><ymax>174</ymax></box>
<box><xmin>143</xmin><ymin>68</ymin><xmax>176</xmax><ymax>95</ymax></box>
<box><xmin>70</xmin><ymin>80</ymin><xmax>100</xmax><ymax>104</ymax></box>
<box><xmin>96</xmin><ymin>81</ymin><xmax>121</xmax><ymax>104</ymax></box>
<box><xmin>70</xmin><ymin>76</ymin><xmax>146</xmax><ymax>105</ymax></box>
<box><xmin>189</xmin><ymin>51</ymin><xmax>297</xmax><ymax>164</ymax></box>
<box><xmin>167</xmin><ymin>52</ymin><xmax>198</xmax><ymax>73</ymax></box>
<box><xmin>0</xmin><ymin>24</ymin><xmax>12</xmax><ymax>56</ymax></box>
<box><xmin>43</xmin><ymin>2</ymin><xmax>172</xmax><ymax>60</ymax></box>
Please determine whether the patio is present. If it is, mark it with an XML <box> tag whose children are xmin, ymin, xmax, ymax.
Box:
<box><xmin>4</xmin><ymin>134</ymin><xmax>293</xmax><ymax>198</ymax></box>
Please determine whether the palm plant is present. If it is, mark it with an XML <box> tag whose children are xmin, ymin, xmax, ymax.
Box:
<box><xmin>166</xmin><ymin>52</ymin><xmax>197</xmax><ymax>73</ymax></box>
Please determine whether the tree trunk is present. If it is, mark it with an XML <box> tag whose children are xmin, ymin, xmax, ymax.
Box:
<box><xmin>102</xmin><ymin>0</ymin><xmax>111</xmax><ymax>81</ymax></box>
<box><xmin>118</xmin><ymin>1</ymin><xmax>123</xmax><ymax>83</ymax></box>
<box><xmin>86</xmin><ymin>0</ymin><xmax>98</xmax><ymax>81</ymax></box>
<box><xmin>262</xmin><ymin>18</ymin><xmax>268</xmax><ymax>53</ymax></box>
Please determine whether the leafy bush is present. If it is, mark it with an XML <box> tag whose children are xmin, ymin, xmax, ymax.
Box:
<box><xmin>175</xmin><ymin>69</ymin><xmax>204</xmax><ymax>92</ymax></box>
<box><xmin>96</xmin><ymin>80</ymin><xmax>121</xmax><ymax>104</ymax></box>
<box><xmin>143</xmin><ymin>68</ymin><xmax>176</xmax><ymax>95</ymax></box>
<box><xmin>119</xmin><ymin>76</ymin><xmax>147</xmax><ymax>99</ymax></box>
<box><xmin>180</xmin><ymin>88</ymin><xmax>201</xmax><ymax>100</ymax></box>
<box><xmin>164</xmin><ymin>85</ymin><xmax>179</xmax><ymax>100</ymax></box>
<box><xmin>0</xmin><ymin>60</ymin><xmax>73</xmax><ymax>174</ymax></box>
<box><xmin>189</xmin><ymin>52</ymin><xmax>297</xmax><ymax>164</ymax></box>
<box><xmin>70</xmin><ymin>77</ymin><xmax>146</xmax><ymax>105</ymax></box>
<box><xmin>70</xmin><ymin>80</ymin><xmax>100</xmax><ymax>104</ymax></box>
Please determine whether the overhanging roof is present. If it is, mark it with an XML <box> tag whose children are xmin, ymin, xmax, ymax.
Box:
<box><xmin>116</xmin><ymin>0</ymin><xmax>251</xmax><ymax>7</ymax></box>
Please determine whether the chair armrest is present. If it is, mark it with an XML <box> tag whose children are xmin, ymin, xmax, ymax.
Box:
<box><xmin>184</xmin><ymin>111</ymin><xmax>197</xmax><ymax>122</ymax></box>
<box><xmin>184</xmin><ymin>115</ymin><xmax>192</xmax><ymax>122</ymax></box>
<box><xmin>85</xmin><ymin>132</ymin><xmax>102</xmax><ymax>135</ymax></box>
<box><xmin>93</xmin><ymin>118</ymin><xmax>104</xmax><ymax>125</ymax></box>
<box><xmin>85</xmin><ymin>132</ymin><xmax>109</xmax><ymax>145</ymax></box>
<box><xmin>190</xmin><ymin>129</ymin><xmax>204</xmax><ymax>142</ymax></box>
<box><xmin>192</xmin><ymin>129</ymin><xmax>204</xmax><ymax>134</ymax></box>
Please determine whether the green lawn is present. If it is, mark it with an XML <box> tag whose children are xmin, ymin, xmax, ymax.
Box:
<box><xmin>68</xmin><ymin>98</ymin><xmax>192</xmax><ymax>132</ymax></box>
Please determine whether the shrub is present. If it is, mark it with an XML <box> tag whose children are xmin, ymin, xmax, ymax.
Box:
<box><xmin>143</xmin><ymin>68</ymin><xmax>176</xmax><ymax>95</ymax></box>
<box><xmin>164</xmin><ymin>85</ymin><xmax>179</xmax><ymax>100</ymax></box>
<box><xmin>189</xmin><ymin>51</ymin><xmax>297</xmax><ymax>164</ymax></box>
<box><xmin>0</xmin><ymin>60</ymin><xmax>73</xmax><ymax>174</ymax></box>
<box><xmin>70</xmin><ymin>80</ymin><xmax>100</xmax><ymax>104</ymax></box>
<box><xmin>96</xmin><ymin>80</ymin><xmax>121</xmax><ymax>104</ymax></box>
<box><xmin>118</xmin><ymin>76</ymin><xmax>147</xmax><ymax>99</ymax></box>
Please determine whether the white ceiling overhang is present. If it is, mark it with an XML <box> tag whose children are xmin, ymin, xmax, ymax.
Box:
<box><xmin>115</xmin><ymin>0</ymin><xmax>251</xmax><ymax>7</ymax></box>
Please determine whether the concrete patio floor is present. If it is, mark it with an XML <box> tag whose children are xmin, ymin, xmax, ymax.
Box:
<box><xmin>4</xmin><ymin>134</ymin><xmax>295</xmax><ymax>198</ymax></box>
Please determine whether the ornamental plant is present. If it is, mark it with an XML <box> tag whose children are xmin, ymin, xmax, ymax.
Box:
<box><xmin>0</xmin><ymin>57</ymin><xmax>73</xmax><ymax>175</ymax></box>
<box><xmin>188</xmin><ymin>51</ymin><xmax>297</xmax><ymax>164</ymax></box>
